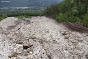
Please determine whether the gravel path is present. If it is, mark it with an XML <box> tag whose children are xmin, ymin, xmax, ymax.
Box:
<box><xmin>0</xmin><ymin>16</ymin><xmax>88</xmax><ymax>59</ymax></box>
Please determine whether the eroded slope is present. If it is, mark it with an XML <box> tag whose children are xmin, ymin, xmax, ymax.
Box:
<box><xmin>0</xmin><ymin>16</ymin><xmax>88</xmax><ymax>59</ymax></box>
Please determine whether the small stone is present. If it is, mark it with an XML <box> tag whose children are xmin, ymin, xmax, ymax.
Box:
<box><xmin>85</xmin><ymin>54</ymin><xmax>88</xmax><ymax>59</ymax></box>
<box><xmin>14</xmin><ymin>44</ymin><xmax>23</xmax><ymax>53</ymax></box>
<box><xmin>29</xmin><ymin>51</ymin><xmax>33</xmax><ymax>55</ymax></box>
<box><xmin>23</xmin><ymin>45</ymin><xmax>29</xmax><ymax>50</ymax></box>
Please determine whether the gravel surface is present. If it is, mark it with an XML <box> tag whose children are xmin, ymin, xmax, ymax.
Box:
<box><xmin>0</xmin><ymin>16</ymin><xmax>88</xmax><ymax>59</ymax></box>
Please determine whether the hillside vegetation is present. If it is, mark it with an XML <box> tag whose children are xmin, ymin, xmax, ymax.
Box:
<box><xmin>44</xmin><ymin>0</ymin><xmax>88</xmax><ymax>27</ymax></box>
<box><xmin>0</xmin><ymin>10</ymin><xmax>42</xmax><ymax>21</ymax></box>
<box><xmin>0</xmin><ymin>0</ymin><xmax>63</xmax><ymax>21</ymax></box>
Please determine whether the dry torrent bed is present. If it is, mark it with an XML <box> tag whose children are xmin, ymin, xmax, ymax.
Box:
<box><xmin>0</xmin><ymin>16</ymin><xmax>88</xmax><ymax>59</ymax></box>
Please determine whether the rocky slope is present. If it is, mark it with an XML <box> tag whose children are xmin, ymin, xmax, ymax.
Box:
<box><xmin>0</xmin><ymin>16</ymin><xmax>88</xmax><ymax>59</ymax></box>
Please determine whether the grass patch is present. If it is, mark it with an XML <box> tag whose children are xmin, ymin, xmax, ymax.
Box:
<box><xmin>0</xmin><ymin>16</ymin><xmax>7</xmax><ymax>21</ymax></box>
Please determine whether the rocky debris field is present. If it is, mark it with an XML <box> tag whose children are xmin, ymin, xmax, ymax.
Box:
<box><xmin>0</xmin><ymin>16</ymin><xmax>88</xmax><ymax>59</ymax></box>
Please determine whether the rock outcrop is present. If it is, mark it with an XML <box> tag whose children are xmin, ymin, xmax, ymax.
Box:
<box><xmin>0</xmin><ymin>16</ymin><xmax>88</xmax><ymax>59</ymax></box>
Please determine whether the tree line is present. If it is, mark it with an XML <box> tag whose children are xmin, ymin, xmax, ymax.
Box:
<box><xmin>43</xmin><ymin>0</ymin><xmax>88</xmax><ymax>27</ymax></box>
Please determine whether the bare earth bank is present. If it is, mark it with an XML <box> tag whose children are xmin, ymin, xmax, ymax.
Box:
<box><xmin>0</xmin><ymin>16</ymin><xmax>88</xmax><ymax>59</ymax></box>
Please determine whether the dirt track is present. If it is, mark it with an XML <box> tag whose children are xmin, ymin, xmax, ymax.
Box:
<box><xmin>0</xmin><ymin>16</ymin><xmax>88</xmax><ymax>59</ymax></box>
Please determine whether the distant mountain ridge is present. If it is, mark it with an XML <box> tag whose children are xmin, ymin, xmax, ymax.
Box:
<box><xmin>0</xmin><ymin>0</ymin><xmax>63</xmax><ymax>8</ymax></box>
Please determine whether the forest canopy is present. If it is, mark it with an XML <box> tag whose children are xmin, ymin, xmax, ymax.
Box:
<box><xmin>44</xmin><ymin>0</ymin><xmax>88</xmax><ymax>27</ymax></box>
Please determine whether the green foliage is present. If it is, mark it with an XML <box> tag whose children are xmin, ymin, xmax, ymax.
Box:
<box><xmin>53</xmin><ymin>13</ymin><xmax>68</xmax><ymax>22</ymax></box>
<box><xmin>5</xmin><ymin>11</ymin><xmax>42</xmax><ymax>17</ymax></box>
<box><xmin>43</xmin><ymin>4</ymin><xmax>59</xmax><ymax>16</ymax></box>
<box><xmin>44</xmin><ymin>0</ymin><xmax>88</xmax><ymax>27</ymax></box>
<box><xmin>0</xmin><ymin>10</ymin><xmax>43</xmax><ymax>21</ymax></box>
<box><xmin>0</xmin><ymin>16</ymin><xmax>7</xmax><ymax>21</ymax></box>
<box><xmin>82</xmin><ymin>13</ymin><xmax>88</xmax><ymax>27</ymax></box>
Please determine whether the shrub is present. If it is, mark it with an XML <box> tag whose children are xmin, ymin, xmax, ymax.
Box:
<box><xmin>83</xmin><ymin>13</ymin><xmax>88</xmax><ymax>27</ymax></box>
<box><xmin>43</xmin><ymin>0</ymin><xmax>88</xmax><ymax>27</ymax></box>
